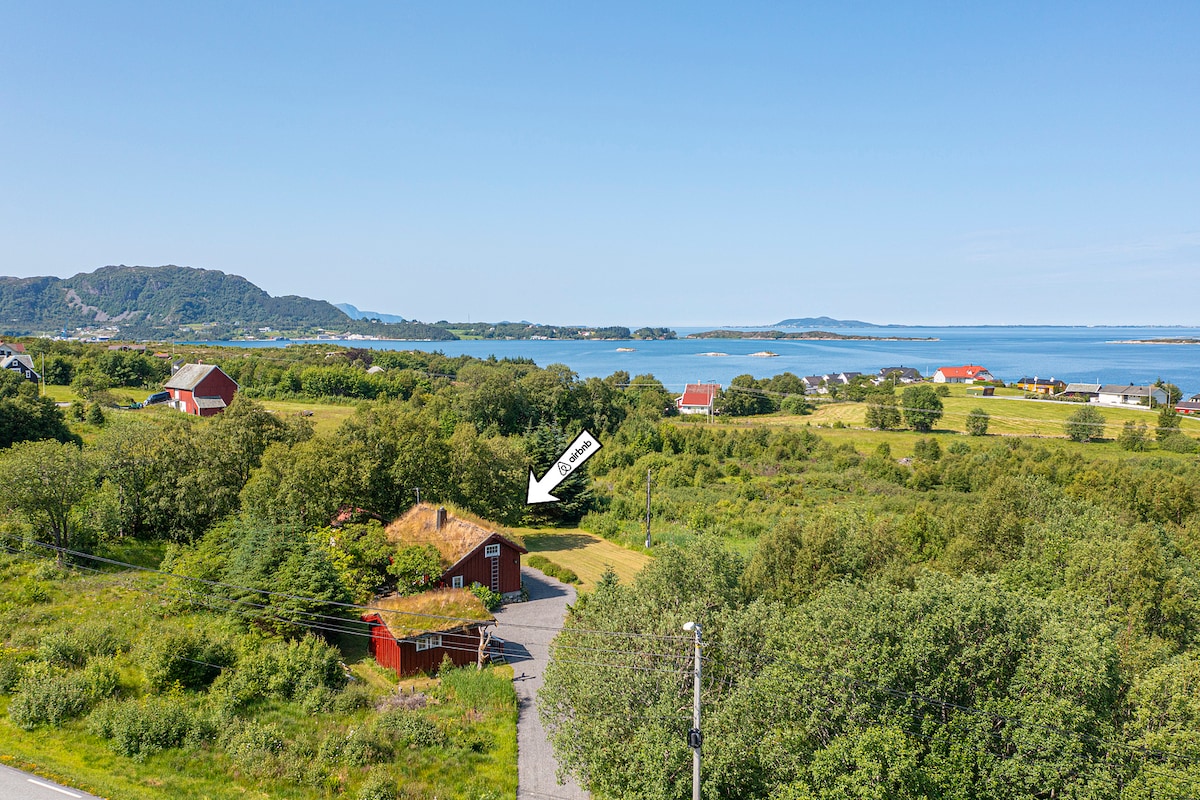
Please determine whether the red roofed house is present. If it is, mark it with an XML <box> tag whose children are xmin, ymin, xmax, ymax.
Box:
<box><xmin>933</xmin><ymin>365</ymin><xmax>995</xmax><ymax>384</ymax></box>
<box><xmin>163</xmin><ymin>363</ymin><xmax>238</xmax><ymax>416</ymax></box>
<box><xmin>1178</xmin><ymin>394</ymin><xmax>1200</xmax><ymax>415</ymax></box>
<box><xmin>385</xmin><ymin>504</ymin><xmax>527</xmax><ymax>602</ymax></box>
<box><xmin>676</xmin><ymin>383</ymin><xmax>720</xmax><ymax>415</ymax></box>
<box><xmin>362</xmin><ymin>588</ymin><xmax>495</xmax><ymax>677</ymax></box>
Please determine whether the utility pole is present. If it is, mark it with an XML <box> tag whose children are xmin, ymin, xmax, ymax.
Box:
<box><xmin>645</xmin><ymin>468</ymin><xmax>652</xmax><ymax>549</ymax></box>
<box><xmin>414</xmin><ymin>487</ymin><xmax>421</xmax><ymax>505</ymax></box>
<box><xmin>683</xmin><ymin>621</ymin><xmax>702</xmax><ymax>800</ymax></box>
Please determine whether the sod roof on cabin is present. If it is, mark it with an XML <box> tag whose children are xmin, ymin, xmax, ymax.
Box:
<box><xmin>384</xmin><ymin>503</ymin><xmax>526</xmax><ymax>567</ymax></box>
<box><xmin>366</xmin><ymin>588</ymin><xmax>494</xmax><ymax>639</ymax></box>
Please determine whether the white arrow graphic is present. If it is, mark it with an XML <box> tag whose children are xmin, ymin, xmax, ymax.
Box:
<box><xmin>526</xmin><ymin>429</ymin><xmax>603</xmax><ymax>504</ymax></box>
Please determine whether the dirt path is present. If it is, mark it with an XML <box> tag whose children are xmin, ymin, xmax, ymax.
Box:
<box><xmin>494</xmin><ymin>567</ymin><xmax>589</xmax><ymax>800</ymax></box>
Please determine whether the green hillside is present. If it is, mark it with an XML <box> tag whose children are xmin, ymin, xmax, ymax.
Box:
<box><xmin>0</xmin><ymin>265</ymin><xmax>460</xmax><ymax>341</ymax></box>
<box><xmin>0</xmin><ymin>265</ymin><xmax>351</xmax><ymax>337</ymax></box>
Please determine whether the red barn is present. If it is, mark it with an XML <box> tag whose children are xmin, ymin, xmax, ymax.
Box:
<box><xmin>362</xmin><ymin>588</ymin><xmax>495</xmax><ymax>677</ymax></box>
<box><xmin>163</xmin><ymin>364</ymin><xmax>238</xmax><ymax>416</ymax></box>
<box><xmin>385</xmin><ymin>504</ymin><xmax>527</xmax><ymax>601</ymax></box>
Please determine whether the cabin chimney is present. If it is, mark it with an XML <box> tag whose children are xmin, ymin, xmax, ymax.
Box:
<box><xmin>436</xmin><ymin>507</ymin><xmax>447</xmax><ymax>530</ymax></box>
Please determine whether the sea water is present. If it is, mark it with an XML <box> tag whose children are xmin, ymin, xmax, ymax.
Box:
<box><xmin>188</xmin><ymin>326</ymin><xmax>1200</xmax><ymax>395</ymax></box>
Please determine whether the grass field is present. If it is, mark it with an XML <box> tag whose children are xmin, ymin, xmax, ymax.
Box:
<box><xmin>257</xmin><ymin>398</ymin><xmax>359</xmax><ymax>434</ymax></box>
<box><xmin>714</xmin><ymin>386</ymin><xmax>1200</xmax><ymax>444</ymax></box>
<box><xmin>514</xmin><ymin>527</ymin><xmax>650</xmax><ymax>592</ymax></box>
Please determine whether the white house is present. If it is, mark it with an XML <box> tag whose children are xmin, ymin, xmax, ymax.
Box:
<box><xmin>933</xmin><ymin>365</ymin><xmax>995</xmax><ymax>384</ymax></box>
<box><xmin>1095</xmin><ymin>385</ymin><xmax>1167</xmax><ymax>407</ymax></box>
<box><xmin>676</xmin><ymin>383</ymin><xmax>720</xmax><ymax>415</ymax></box>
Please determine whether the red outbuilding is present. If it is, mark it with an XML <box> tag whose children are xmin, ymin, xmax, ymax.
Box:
<box><xmin>163</xmin><ymin>363</ymin><xmax>238</xmax><ymax>417</ymax></box>
<box><xmin>362</xmin><ymin>588</ymin><xmax>495</xmax><ymax>678</ymax></box>
<box><xmin>385</xmin><ymin>504</ymin><xmax>527</xmax><ymax>602</ymax></box>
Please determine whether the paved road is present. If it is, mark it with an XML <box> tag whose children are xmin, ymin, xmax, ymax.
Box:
<box><xmin>494</xmin><ymin>567</ymin><xmax>589</xmax><ymax>800</ymax></box>
<box><xmin>0</xmin><ymin>763</ymin><xmax>102</xmax><ymax>799</ymax></box>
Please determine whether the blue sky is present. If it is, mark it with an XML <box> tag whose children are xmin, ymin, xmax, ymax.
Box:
<box><xmin>2</xmin><ymin>2</ymin><xmax>1197</xmax><ymax>326</ymax></box>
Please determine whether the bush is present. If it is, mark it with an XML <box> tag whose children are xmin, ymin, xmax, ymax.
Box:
<box><xmin>912</xmin><ymin>438</ymin><xmax>942</xmax><ymax>462</ymax></box>
<box><xmin>1119</xmin><ymin>421</ymin><xmax>1150</xmax><ymax>451</ymax></box>
<box><xmin>357</xmin><ymin>770</ymin><xmax>399</xmax><ymax>800</ymax></box>
<box><xmin>214</xmin><ymin>634</ymin><xmax>346</xmax><ymax>706</ymax></box>
<box><xmin>0</xmin><ymin>648</ymin><xmax>34</xmax><ymax>693</ymax></box>
<box><xmin>140</xmin><ymin>629</ymin><xmax>233</xmax><ymax>693</ymax></box>
<box><xmin>1159</xmin><ymin>433</ymin><xmax>1200</xmax><ymax>454</ymax></box>
<box><xmin>780</xmin><ymin>395</ymin><xmax>810</xmax><ymax>415</ymax></box>
<box><xmin>468</xmin><ymin>581</ymin><xmax>505</xmax><ymax>610</ymax></box>
<box><xmin>222</xmin><ymin>719</ymin><xmax>286</xmax><ymax>775</ymax></box>
<box><xmin>372</xmin><ymin>708</ymin><xmax>446</xmax><ymax>748</ymax></box>
<box><xmin>9</xmin><ymin>658</ymin><xmax>120</xmax><ymax>729</ymax></box>
<box><xmin>1064</xmin><ymin>405</ymin><xmax>1106</xmax><ymax>443</ymax></box>
<box><xmin>88</xmin><ymin>695</ymin><xmax>195</xmax><ymax>760</ymax></box>
<box><xmin>38</xmin><ymin>625</ymin><xmax>128</xmax><ymax>668</ymax></box>
<box><xmin>965</xmin><ymin>408</ymin><xmax>990</xmax><ymax>436</ymax></box>
<box><xmin>526</xmin><ymin>556</ymin><xmax>580</xmax><ymax>585</ymax></box>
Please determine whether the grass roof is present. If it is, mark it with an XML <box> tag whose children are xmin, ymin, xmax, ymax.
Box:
<box><xmin>385</xmin><ymin>503</ymin><xmax>525</xmax><ymax>566</ymax></box>
<box><xmin>367</xmin><ymin>588</ymin><xmax>495</xmax><ymax>639</ymax></box>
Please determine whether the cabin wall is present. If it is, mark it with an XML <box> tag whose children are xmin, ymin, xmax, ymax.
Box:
<box><xmin>444</xmin><ymin>538</ymin><xmax>523</xmax><ymax>596</ymax></box>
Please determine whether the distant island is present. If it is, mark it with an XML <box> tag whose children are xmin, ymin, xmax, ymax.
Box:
<box><xmin>775</xmin><ymin>316</ymin><xmax>878</xmax><ymax>328</ymax></box>
<box><xmin>0</xmin><ymin>265</ymin><xmax>678</xmax><ymax>342</ymax></box>
<box><xmin>1114</xmin><ymin>337</ymin><xmax>1200</xmax><ymax>345</ymax></box>
<box><xmin>688</xmin><ymin>329</ymin><xmax>937</xmax><ymax>341</ymax></box>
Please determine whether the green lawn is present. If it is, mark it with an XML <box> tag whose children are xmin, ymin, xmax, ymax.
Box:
<box><xmin>515</xmin><ymin>527</ymin><xmax>650</xmax><ymax>592</ymax></box>
<box><xmin>716</xmin><ymin>388</ymin><xmax>1199</xmax><ymax>442</ymax></box>
<box><xmin>257</xmin><ymin>398</ymin><xmax>359</xmax><ymax>434</ymax></box>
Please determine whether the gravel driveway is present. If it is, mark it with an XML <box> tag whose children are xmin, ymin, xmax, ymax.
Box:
<box><xmin>494</xmin><ymin>567</ymin><xmax>589</xmax><ymax>800</ymax></box>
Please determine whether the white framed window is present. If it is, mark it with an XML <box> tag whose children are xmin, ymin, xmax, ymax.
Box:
<box><xmin>484</xmin><ymin>543</ymin><xmax>501</xmax><ymax>558</ymax></box>
<box><xmin>414</xmin><ymin>634</ymin><xmax>442</xmax><ymax>652</ymax></box>
<box><xmin>451</xmin><ymin>575</ymin><xmax>464</xmax><ymax>589</ymax></box>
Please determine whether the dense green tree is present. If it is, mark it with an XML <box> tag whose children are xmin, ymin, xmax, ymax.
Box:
<box><xmin>864</xmin><ymin>393</ymin><xmax>901</xmax><ymax>430</ymax></box>
<box><xmin>1119</xmin><ymin>420</ymin><xmax>1150</xmax><ymax>451</ymax></box>
<box><xmin>717</xmin><ymin>375</ymin><xmax>775</xmax><ymax>417</ymax></box>
<box><xmin>965</xmin><ymin>407</ymin><xmax>990</xmax><ymax>436</ymax></box>
<box><xmin>1065</xmin><ymin>405</ymin><xmax>1106</xmax><ymax>443</ymax></box>
<box><xmin>388</xmin><ymin>544</ymin><xmax>444</xmax><ymax>594</ymax></box>
<box><xmin>447</xmin><ymin>423</ymin><xmax>527</xmax><ymax>525</ymax></box>
<box><xmin>1157</xmin><ymin>404</ymin><xmax>1182</xmax><ymax>442</ymax></box>
<box><xmin>220</xmin><ymin>522</ymin><xmax>351</xmax><ymax>637</ymax></box>
<box><xmin>0</xmin><ymin>439</ymin><xmax>96</xmax><ymax>557</ymax></box>
<box><xmin>900</xmin><ymin>385</ymin><xmax>943</xmax><ymax>432</ymax></box>
<box><xmin>0</xmin><ymin>373</ymin><xmax>78</xmax><ymax>448</ymax></box>
<box><xmin>524</xmin><ymin>423</ymin><xmax>594</xmax><ymax>525</ymax></box>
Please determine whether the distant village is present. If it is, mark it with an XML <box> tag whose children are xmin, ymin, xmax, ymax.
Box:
<box><xmin>674</xmin><ymin>364</ymin><xmax>1200</xmax><ymax>416</ymax></box>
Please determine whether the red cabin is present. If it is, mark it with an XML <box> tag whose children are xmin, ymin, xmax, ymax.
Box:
<box><xmin>362</xmin><ymin>588</ymin><xmax>495</xmax><ymax>677</ymax></box>
<box><xmin>385</xmin><ymin>504</ymin><xmax>527</xmax><ymax>602</ymax></box>
<box><xmin>163</xmin><ymin>363</ymin><xmax>238</xmax><ymax>417</ymax></box>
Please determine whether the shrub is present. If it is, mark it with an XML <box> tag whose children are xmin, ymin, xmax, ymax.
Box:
<box><xmin>8</xmin><ymin>658</ymin><xmax>120</xmax><ymax>730</ymax></box>
<box><xmin>912</xmin><ymin>438</ymin><xmax>942</xmax><ymax>462</ymax></box>
<box><xmin>357</xmin><ymin>770</ymin><xmax>399</xmax><ymax>800</ymax></box>
<box><xmin>965</xmin><ymin>408</ymin><xmax>990</xmax><ymax>436</ymax></box>
<box><xmin>88</xmin><ymin>695</ymin><xmax>195</xmax><ymax>760</ymax></box>
<box><xmin>1160</xmin><ymin>433</ymin><xmax>1200</xmax><ymax>454</ymax></box>
<box><xmin>526</xmin><ymin>556</ymin><xmax>580</xmax><ymax>585</ymax></box>
<box><xmin>0</xmin><ymin>648</ymin><xmax>35</xmax><ymax>693</ymax></box>
<box><xmin>468</xmin><ymin>581</ymin><xmax>505</xmax><ymax>610</ymax></box>
<box><xmin>371</xmin><ymin>709</ymin><xmax>446</xmax><ymax>748</ymax></box>
<box><xmin>215</xmin><ymin>634</ymin><xmax>346</xmax><ymax>705</ymax></box>
<box><xmin>1118</xmin><ymin>421</ymin><xmax>1150</xmax><ymax>451</ymax></box>
<box><xmin>780</xmin><ymin>395</ymin><xmax>810</xmax><ymax>415</ymax></box>
<box><xmin>38</xmin><ymin>625</ymin><xmax>128</xmax><ymax>668</ymax></box>
<box><xmin>140</xmin><ymin>629</ymin><xmax>233</xmax><ymax>693</ymax></box>
<box><xmin>1064</xmin><ymin>405</ymin><xmax>1106</xmax><ymax>442</ymax></box>
<box><xmin>222</xmin><ymin>719</ymin><xmax>286</xmax><ymax>775</ymax></box>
